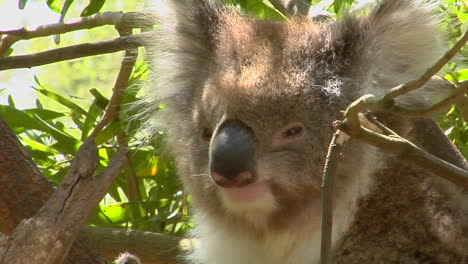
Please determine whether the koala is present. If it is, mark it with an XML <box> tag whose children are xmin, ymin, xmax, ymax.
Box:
<box><xmin>143</xmin><ymin>0</ymin><xmax>468</xmax><ymax>263</ymax></box>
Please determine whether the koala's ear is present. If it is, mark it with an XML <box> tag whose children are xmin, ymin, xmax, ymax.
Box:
<box><xmin>353</xmin><ymin>0</ymin><xmax>445</xmax><ymax>97</ymax></box>
<box><xmin>395</xmin><ymin>76</ymin><xmax>456</xmax><ymax>116</ymax></box>
<box><xmin>149</xmin><ymin>0</ymin><xmax>225</xmax><ymax>99</ymax></box>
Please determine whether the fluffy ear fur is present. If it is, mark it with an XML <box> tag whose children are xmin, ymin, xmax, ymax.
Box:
<box><xmin>148</xmin><ymin>0</ymin><xmax>224</xmax><ymax>99</ymax></box>
<box><xmin>349</xmin><ymin>0</ymin><xmax>445</xmax><ymax>101</ymax></box>
<box><xmin>139</xmin><ymin>0</ymin><xmax>229</xmax><ymax>142</ymax></box>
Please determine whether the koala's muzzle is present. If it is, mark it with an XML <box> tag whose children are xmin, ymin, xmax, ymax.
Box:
<box><xmin>209</xmin><ymin>121</ymin><xmax>256</xmax><ymax>188</ymax></box>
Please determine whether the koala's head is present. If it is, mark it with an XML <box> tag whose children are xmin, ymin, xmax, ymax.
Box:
<box><xmin>147</xmin><ymin>0</ymin><xmax>445</xmax><ymax>231</ymax></box>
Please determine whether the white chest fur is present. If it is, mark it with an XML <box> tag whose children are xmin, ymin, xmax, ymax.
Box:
<box><xmin>189</xmin><ymin>146</ymin><xmax>384</xmax><ymax>264</ymax></box>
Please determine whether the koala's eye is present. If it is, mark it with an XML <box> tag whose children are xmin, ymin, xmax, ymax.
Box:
<box><xmin>273</xmin><ymin>122</ymin><xmax>305</xmax><ymax>148</ymax></box>
<box><xmin>282</xmin><ymin>126</ymin><xmax>303</xmax><ymax>138</ymax></box>
<box><xmin>201</xmin><ymin>127</ymin><xmax>213</xmax><ymax>142</ymax></box>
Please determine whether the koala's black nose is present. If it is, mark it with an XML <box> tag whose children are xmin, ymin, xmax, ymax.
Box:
<box><xmin>209</xmin><ymin>121</ymin><xmax>256</xmax><ymax>188</ymax></box>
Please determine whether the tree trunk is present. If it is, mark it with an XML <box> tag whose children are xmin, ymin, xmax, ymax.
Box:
<box><xmin>0</xmin><ymin>117</ymin><xmax>105</xmax><ymax>263</ymax></box>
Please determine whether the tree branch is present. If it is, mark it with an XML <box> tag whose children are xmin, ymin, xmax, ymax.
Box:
<box><xmin>320</xmin><ymin>131</ymin><xmax>345</xmax><ymax>264</ymax></box>
<box><xmin>1</xmin><ymin>139</ymin><xmax>128</xmax><ymax>264</ymax></box>
<box><xmin>335</xmin><ymin>30</ymin><xmax>468</xmax><ymax>191</ymax></box>
<box><xmin>0</xmin><ymin>33</ymin><xmax>149</xmax><ymax>71</ymax></box>
<box><xmin>90</xmin><ymin>27</ymin><xmax>139</xmax><ymax>137</ymax></box>
<box><xmin>336</xmin><ymin>119</ymin><xmax>468</xmax><ymax>189</ymax></box>
<box><xmin>0</xmin><ymin>12</ymin><xmax>154</xmax><ymax>56</ymax></box>
<box><xmin>344</xmin><ymin>30</ymin><xmax>468</xmax><ymax>130</ymax></box>
<box><xmin>0</xmin><ymin>118</ymin><xmax>107</xmax><ymax>263</ymax></box>
<box><xmin>84</xmin><ymin>226</ymin><xmax>185</xmax><ymax>264</ymax></box>
<box><xmin>383</xmin><ymin>79</ymin><xmax>468</xmax><ymax>117</ymax></box>
<box><xmin>382</xmin><ymin>30</ymin><xmax>468</xmax><ymax>102</ymax></box>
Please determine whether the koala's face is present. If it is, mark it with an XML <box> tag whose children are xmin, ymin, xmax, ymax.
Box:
<box><xmin>152</xmin><ymin>0</ymin><xmax>444</xmax><ymax>231</ymax></box>
<box><xmin>181</xmin><ymin>18</ymin><xmax>346</xmax><ymax>228</ymax></box>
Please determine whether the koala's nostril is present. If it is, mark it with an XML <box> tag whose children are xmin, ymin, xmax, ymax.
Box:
<box><xmin>211</xmin><ymin>170</ymin><xmax>253</xmax><ymax>188</ymax></box>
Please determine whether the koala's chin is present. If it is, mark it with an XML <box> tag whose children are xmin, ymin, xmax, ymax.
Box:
<box><xmin>217</xmin><ymin>180</ymin><xmax>277</xmax><ymax>225</ymax></box>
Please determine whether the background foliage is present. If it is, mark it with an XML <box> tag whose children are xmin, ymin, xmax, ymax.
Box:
<box><xmin>1</xmin><ymin>0</ymin><xmax>467</xmax><ymax>237</ymax></box>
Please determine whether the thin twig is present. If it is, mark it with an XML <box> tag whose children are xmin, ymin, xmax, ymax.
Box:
<box><xmin>337</xmin><ymin>30</ymin><xmax>468</xmax><ymax>191</ymax></box>
<box><xmin>88</xmin><ymin>25</ymin><xmax>142</xmax><ymax>208</ymax></box>
<box><xmin>320</xmin><ymin>130</ymin><xmax>344</xmax><ymax>264</ymax></box>
<box><xmin>90</xmin><ymin>29</ymin><xmax>139</xmax><ymax>137</ymax></box>
<box><xmin>383</xmin><ymin>30</ymin><xmax>468</xmax><ymax>102</ymax></box>
<box><xmin>383</xmin><ymin>80</ymin><xmax>468</xmax><ymax>117</ymax></box>
<box><xmin>117</xmin><ymin>132</ymin><xmax>143</xmax><ymax>214</ymax></box>
<box><xmin>0</xmin><ymin>12</ymin><xmax>154</xmax><ymax>56</ymax></box>
<box><xmin>0</xmin><ymin>33</ymin><xmax>148</xmax><ymax>71</ymax></box>
<box><xmin>337</xmin><ymin>121</ymin><xmax>468</xmax><ymax>189</ymax></box>
<box><xmin>344</xmin><ymin>31</ymin><xmax>468</xmax><ymax>127</ymax></box>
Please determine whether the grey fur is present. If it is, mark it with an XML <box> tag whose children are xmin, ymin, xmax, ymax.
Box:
<box><xmin>143</xmin><ymin>0</ymin><xmax>468</xmax><ymax>263</ymax></box>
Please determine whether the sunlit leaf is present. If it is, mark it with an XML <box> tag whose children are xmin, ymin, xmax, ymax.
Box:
<box><xmin>22</xmin><ymin>109</ymin><xmax>66</xmax><ymax>120</ymax></box>
<box><xmin>32</xmin><ymin>114</ymin><xmax>80</xmax><ymax>153</ymax></box>
<box><xmin>91</xmin><ymin>202</ymin><xmax>147</xmax><ymax>225</ymax></box>
<box><xmin>95</xmin><ymin>121</ymin><xmax>123</xmax><ymax>145</ymax></box>
<box><xmin>81</xmin><ymin>0</ymin><xmax>105</xmax><ymax>17</ymax></box>
<box><xmin>46</xmin><ymin>0</ymin><xmax>62</xmax><ymax>13</ymax></box>
<box><xmin>0</xmin><ymin>105</ymin><xmax>52</xmax><ymax>132</ymax></box>
<box><xmin>20</xmin><ymin>136</ymin><xmax>60</xmax><ymax>155</ymax></box>
<box><xmin>35</xmin><ymin>87</ymin><xmax>87</xmax><ymax>116</ymax></box>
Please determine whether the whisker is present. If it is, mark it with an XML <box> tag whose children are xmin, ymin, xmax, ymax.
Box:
<box><xmin>191</xmin><ymin>173</ymin><xmax>209</xmax><ymax>177</ymax></box>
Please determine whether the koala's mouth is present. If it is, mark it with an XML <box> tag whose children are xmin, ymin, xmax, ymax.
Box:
<box><xmin>220</xmin><ymin>181</ymin><xmax>271</xmax><ymax>202</ymax></box>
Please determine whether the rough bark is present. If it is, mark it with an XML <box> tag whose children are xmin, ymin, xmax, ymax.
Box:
<box><xmin>1</xmin><ymin>139</ymin><xmax>128</xmax><ymax>264</ymax></box>
<box><xmin>0</xmin><ymin>117</ymin><xmax>105</xmax><ymax>263</ymax></box>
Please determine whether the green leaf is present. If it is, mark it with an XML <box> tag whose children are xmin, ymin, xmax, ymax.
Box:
<box><xmin>248</xmin><ymin>0</ymin><xmax>287</xmax><ymax>20</ymax></box>
<box><xmin>89</xmin><ymin>88</ymin><xmax>109</xmax><ymax>110</ymax></box>
<box><xmin>230</xmin><ymin>0</ymin><xmax>286</xmax><ymax>20</ymax></box>
<box><xmin>332</xmin><ymin>0</ymin><xmax>354</xmax><ymax>15</ymax></box>
<box><xmin>35</xmin><ymin>99</ymin><xmax>44</xmax><ymax>109</ymax></box>
<box><xmin>0</xmin><ymin>105</ymin><xmax>79</xmax><ymax>153</ymax></box>
<box><xmin>59</xmin><ymin>0</ymin><xmax>73</xmax><ymax>21</ymax></box>
<box><xmin>91</xmin><ymin>202</ymin><xmax>147</xmax><ymax>225</ymax></box>
<box><xmin>333</xmin><ymin>0</ymin><xmax>343</xmax><ymax>12</ymax></box>
<box><xmin>455</xmin><ymin>69</ymin><xmax>468</xmax><ymax>81</ymax></box>
<box><xmin>18</xmin><ymin>0</ymin><xmax>28</xmax><ymax>9</ymax></box>
<box><xmin>0</xmin><ymin>105</ymin><xmax>51</xmax><ymax>132</ymax></box>
<box><xmin>81</xmin><ymin>0</ymin><xmax>106</xmax><ymax>17</ymax></box>
<box><xmin>81</xmin><ymin>102</ymin><xmax>101</xmax><ymax>140</ymax></box>
<box><xmin>46</xmin><ymin>0</ymin><xmax>62</xmax><ymax>13</ymax></box>
<box><xmin>32</xmin><ymin>115</ymin><xmax>80</xmax><ymax>154</ymax></box>
<box><xmin>35</xmin><ymin>87</ymin><xmax>87</xmax><ymax>116</ymax></box>
<box><xmin>53</xmin><ymin>0</ymin><xmax>74</xmax><ymax>44</ymax></box>
<box><xmin>95</xmin><ymin>121</ymin><xmax>123</xmax><ymax>145</ymax></box>
<box><xmin>20</xmin><ymin>136</ymin><xmax>60</xmax><ymax>155</ymax></box>
<box><xmin>22</xmin><ymin>109</ymin><xmax>66</xmax><ymax>120</ymax></box>
<box><xmin>8</xmin><ymin>95</ymin><xmax>15</xmax><ymax>108</ymax></box>
<box><xmin>71</xmin><ymin>111</ymin><xmax>84</xmax><ymax>129</ymax></box>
